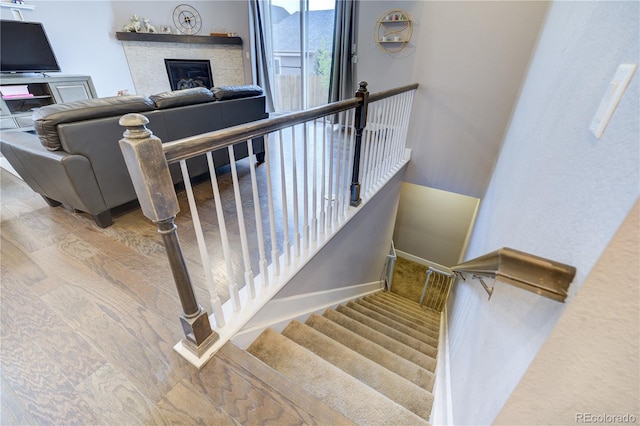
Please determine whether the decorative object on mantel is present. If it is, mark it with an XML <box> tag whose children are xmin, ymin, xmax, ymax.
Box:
<box><xmin>374</xmin><ymin>9</ymin><xmax>413</xmax><ymax>53</ymax></box>
<box><xmin>122</xmin><ymin>14</ymin><xmax>141</xmax><ymax>33</ymax></box>
<box><xmin>173</xmin><ymin>4</ymin><xmax>202</xmax><ymax>35</ymax></box>
<box><xmin>160</xmin><ymin>25</ymin><xmax>172</xmax><ymax>34</ymax></box>
<box><xmin>143</xmin><ymin>17</ymin><xmax>156</xmax><ymax>33</ymax></box>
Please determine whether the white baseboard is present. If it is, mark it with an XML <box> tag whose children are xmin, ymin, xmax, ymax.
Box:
<box><xmin>231</xmin><ymin>280</ymin><xmax>384</xmax><ymax>349</ymax></box>
<box><xmin>430</xmin><ymin>305</ymin><xmax>453</xmax><ymax>425</ymax></box>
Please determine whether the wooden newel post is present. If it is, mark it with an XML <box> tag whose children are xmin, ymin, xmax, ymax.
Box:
<box><xmin>350</xmin><ymin>81</ymin><xmax>369</xmax><ymax>207</ymax></box>
<box><xmin>118</xmin><ymin>113</ymin><xmax>218</xmax><ymax>357</ymax></box>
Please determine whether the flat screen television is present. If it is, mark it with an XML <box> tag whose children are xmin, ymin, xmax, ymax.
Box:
<box><xmin>0</xmin><ymin>20</ymin><xmax>61</xmax><ymax>73</ymax></box>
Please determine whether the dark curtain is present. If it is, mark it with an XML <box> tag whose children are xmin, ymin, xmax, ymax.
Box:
<box><xmin>328</xmin><ymin>0</ymin><xmax>358</xmax><ymax>103</ymax></box>
<box><xmin>249</xmin><ymin>0</ymin><xmax>275</xmax><ymax>112</ymax></box>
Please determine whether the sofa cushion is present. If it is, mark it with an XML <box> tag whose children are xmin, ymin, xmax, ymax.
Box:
<box><xmin>33</xmin><ymin>95</ymin><xmax>155</xmax><ymax>151</ymax></box>
<box><xmin>150</xmin><ymin>87</ymin><xmax>214</xmax><ymax>109</ymax></box>
<box><xmin>212</xmin><ymin>85</ymin><xmax>263</xmax><ymax>101</ymax></box>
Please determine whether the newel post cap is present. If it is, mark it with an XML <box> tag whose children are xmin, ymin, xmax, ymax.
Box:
<box><xmin>119</xmin><ymin>113</ymin><xmax>153</xmax><ymax>139</ymax></box>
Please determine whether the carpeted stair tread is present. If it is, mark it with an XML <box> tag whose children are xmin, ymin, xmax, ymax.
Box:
<box><xmin>336</xmin><ymin>304</ymin><xmax>438</xmax><ymax>358</ymax></box>
<box><xmin>282</xmin><ymin>320</ymin><xmax>433</xmax><ymax>418</ymax></box>
<box><xmin>247</xmin><ymin>328</ymin><xmax>428</xmax><ymax>425</ymax></box>
<box><xmin>362</xmin><ymin>296</ymin><xmax>441</xmax><ymax>331</ymax></box>
<box><xmin>306</xmin><ymin>313</ymin><xmax>436</xmax><ymax>388</ymax></box>
<box><xmin>322</xmin><ymin>309</ymin><xmax>437</xmax><ymax>372</ymax></box>
<box><xmin>354</xmin><ymin>300</ymin><xmax>440</xmax><ymax>341</ymax></box>
<box><xmin>379</xmin><ymin>291</ymin><xmax>442</xmax><ymax>320</ymax></box>
<box><xmin>370</xmin><ymin>292</ymin><xmax>442</xmax><ymax>325</ymax></box>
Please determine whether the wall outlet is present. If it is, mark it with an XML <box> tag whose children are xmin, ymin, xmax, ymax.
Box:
<box><xmin>589</xmin><ymin>64</ymin><xmax>637</xmax><ymax>138</ymax></box>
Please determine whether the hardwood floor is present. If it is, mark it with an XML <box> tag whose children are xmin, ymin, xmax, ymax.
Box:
<box><xmin>0</xmin><ymin>167</ymin><xmax>350</xmax><ymax>425</ymax></box>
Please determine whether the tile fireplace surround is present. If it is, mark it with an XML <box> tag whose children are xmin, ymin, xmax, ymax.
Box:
<box><xmin>117</xmin><ymin>32</ymin><xmax>245</xmax><ymax>96</ymax></box>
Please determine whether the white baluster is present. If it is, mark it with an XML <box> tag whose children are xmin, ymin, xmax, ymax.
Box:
<box><xmin>205</xmin><ymin>152</ymin><xmax>240</xmax><ymax>312</ymax></box>
<box><xmin>228</xmin><ymin>145</ymin><xmax>255</xmax><ymax>299</ymax></box>
<box><xmin>303</xmin><ymin>122</ymin><xmax>309</xmax><ymax>249</ymax></box>
<box><xmin>247</xmin><ymin>141</ymin><xmax>269</xmax><ymax>287</ymax></box>
<box><xmin>291</xmin><ymin>126</ymin><xmax>301</xmax><ymax>257</ymax></box>
<box><xmin>278</xmin><ymin>130</ymin><xmax>291</xmax><ymax>266</ymax></box>
<box><xmin>327</xmin><ymin>117</ymin><xmax>335</xmax><ymax>225</ymax></box>
<box><xmin>264</xmin><ymin>134</ymin><xmax>280</xmax><ymax>276</ymax></box>
<box><xmin>178</xmin><ymin>160</ymin><xmax>225</xmax><ymax>327</ymax></box>
<box><xmin>311</xmin><ymin>119</ymin><xmax>318</xmax><ymax>242</ymax></box>
<box><xmin>319</xmin><ymin>118</ymin><xmax>327</xmax><ymax>233</ymax></box>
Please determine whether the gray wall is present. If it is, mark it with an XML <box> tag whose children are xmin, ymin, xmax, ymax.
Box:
<box><xmin>447</xmin><ymin>1</ymin><xmax>639</xmax><ymax>423</ymax></box>
<box><xmin>404</xmin><ymin>1</ymin><xmax>549</xmax><ymax>199</ymax></box>
<box><xmin>357</xmin><ymin>1</ymin><xmax>548</xmax><ymax>265</ymax></box>
<box><xmin>275</xmin><ymin>164</ymin><xmax>406</xmax><ymax>298</ymax></box>
<box><xmin>393</xmin><ymin>183</ymin><xmax>478</xmax><ymax>267</ymax></box>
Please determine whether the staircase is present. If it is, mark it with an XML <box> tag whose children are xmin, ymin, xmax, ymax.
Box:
<box><xmin>244</xmin><ymin>290</ymin><xmax>440</xmax><ymax>425</ymax></box>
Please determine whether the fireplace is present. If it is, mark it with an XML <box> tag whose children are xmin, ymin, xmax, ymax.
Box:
<box><xmin>164</xmin><ymin>59</ymin><xmax>214</xmax><ymax>90</ymax></box>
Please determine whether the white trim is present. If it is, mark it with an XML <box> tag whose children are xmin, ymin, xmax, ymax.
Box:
<box><xmin>430</xmin><ymin>305</ymin><xmax>454</xmax><ymax>425</ymax></box>
<box><xmin>231</xmin><ymin>280</ymin><xmax>384</xmax><ymax>349</ymax></box>
<box><xmin>395</xmin><ymin>249</ymin><xmax>452</xmax><ymax>273</ymax></box>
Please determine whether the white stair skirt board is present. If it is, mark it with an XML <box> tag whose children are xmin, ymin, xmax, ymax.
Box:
<box><xmin>395</xmin><ymin>249</ymin><xmax>451</xmax><ymax>273</ymax></box>
<box><xmin>231</xmin><ymin>281</ymin><xmax>385</xmax><ymax>349</ymax></box>
<box><xmin>430</xmin><ymin>306</ymin><xmax>453</xmax><ymax>426</ymax></box>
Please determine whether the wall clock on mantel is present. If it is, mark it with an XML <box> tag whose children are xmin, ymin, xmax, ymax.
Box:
<box><xmin>173</xmin><ymin>4</ymin><xmax>202</xmax><ymax>35</ymax></box>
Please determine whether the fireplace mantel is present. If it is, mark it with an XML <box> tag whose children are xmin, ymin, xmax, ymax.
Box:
<box><xmin>115</xmin><ymin>32</ymin><xmax>242</xmax><ymax>46</ymax></box>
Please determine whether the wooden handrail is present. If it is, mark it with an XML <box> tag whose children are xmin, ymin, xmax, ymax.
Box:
<box><xmin>162</xmin><ymin>83</ymin><xmax>419</xmax><ymax>164</ymax></box>
<box><xmin>451</xmin><ymin>247</ymin><xmax>576</xmax><ymax>302</ymax></box>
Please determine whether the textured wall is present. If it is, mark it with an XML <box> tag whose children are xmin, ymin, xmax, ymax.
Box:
<box><xmin>446</xmin><ymin>1</ymin><xmax>639</xmax><ymax>424</ymax></box>
<box><xmin>495</xmin><ymin>200</ymin><xmax>639</xmax><ymax>424</ymax></box>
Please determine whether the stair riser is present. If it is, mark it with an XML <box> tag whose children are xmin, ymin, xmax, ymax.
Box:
<box><xmin>306</xmin><ymin>313</ymin><xmax>435</xmax><ymax>389</ymax></box>
<box><xmin>363</xmin><ymin>296</ymin><xmax>441</xmax><ymax>330</ymax></box>
<box><xmin>323</xmin><ymin>309</ymin><xmax>437</xmax><ymax>372</ymax></box>
<box><xmin>356</xmin><ymin>299</ymin><xmax>438</xmax><ymax>339</ymax></box>
<box><xmin>378</xmin><ymin>291</ymin><xmax>442</xmax><ymax>320</ymax></box>
<box><xmin>347</xmin><ymin>301</ymin><xmax>438</xmax><ymax>347</ymax></box>
<box><xmin>336</xmin><ymin>304</ymin><xmax>438</xmax><ymax>358</ymax></box>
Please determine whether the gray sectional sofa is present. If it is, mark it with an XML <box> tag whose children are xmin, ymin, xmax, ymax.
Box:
<box><xmin>0</xmin><ymin>86</ymin><xmax>268</xmax><ymax>227</ymax></box>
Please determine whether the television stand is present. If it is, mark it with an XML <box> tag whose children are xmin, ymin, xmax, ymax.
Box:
<box><xmin>0</xmin><ymin>74</ymin><xmax>97</xmax><ymax>130</ymax></box>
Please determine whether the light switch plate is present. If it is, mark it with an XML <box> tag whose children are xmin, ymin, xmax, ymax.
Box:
<box><xmin>589</xmin><ymin>64</ymin><xmax>637</xmax><ymax>138</ymax></box>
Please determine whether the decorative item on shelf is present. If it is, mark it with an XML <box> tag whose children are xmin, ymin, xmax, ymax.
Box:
<box><xmin>173</xmin><ymin>4</ymin><xmax>202</xmax><ymax>35</ymax></box>
<box><xmin>142</xmin><ymin>17</ymin><xmax>156</xmax><ymax>33</ymax></box>
<box><xmin>375</xmin><ymin>9</ymin><xmax>412</xmax><ymax>53</ymax></box>
<box><xmin>122</xmin><ymin>15</ymin><xmax>141</xmax><ymax>33</ymax></box>
<box><xmin>160</xmin><ymin>25</ymin><xmax>172</xmax><ymax>34</ymax></box>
